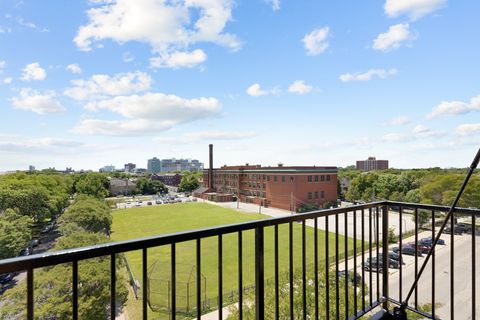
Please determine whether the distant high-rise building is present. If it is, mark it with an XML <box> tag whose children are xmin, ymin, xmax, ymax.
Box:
<box><xmin>100</xmin><ymin>165</ymin><xmax>116</xmax><ymax>172</ymax></box>
<box><xmin>356</xmin><ymin>157</ymin><xmax>389</xmax><ymax>171</ymax></box>
<box><xmin>147</xmin><ymin>157</ymin><xmax>161</xmax><ymax>173</ymax></box>
<box><xmin>160</xmin><ymin>158</ymin><xmax>203</xmax><ymax>172</ymax></box>
<box><xmin>28</xmin><ymin>165</ymin><xmax>35</xmax><ymax>172</ymax></box>
<box><xmin>124</xmin><ymin>163</ymin><xmax>136</xmax><ymax>173</ymax></box>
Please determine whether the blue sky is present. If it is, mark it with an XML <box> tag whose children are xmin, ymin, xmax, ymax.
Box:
<box><xmin>0</xmin><ymin>0</ymin><xmax>479</xmax><ymax>171</ymax></box>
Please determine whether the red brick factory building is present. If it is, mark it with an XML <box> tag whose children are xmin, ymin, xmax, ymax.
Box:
<box><xmin>194</xmin><ymin>145</ymin><xmax>338</xmax><ymax>211</ymax></box>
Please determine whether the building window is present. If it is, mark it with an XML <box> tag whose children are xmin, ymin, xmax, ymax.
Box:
<box><xmin>321</xmin><ymin>175</ymin><xmax>325</xmax><ymax>181</ymax></box>
<box><xmin>282</xmin><ymin>176</ymin><xmax>286</xmax><ymax>183</ymax></box>
<box><xmin>308</xmin><ymin>175</ymin><xmax>312</xmax><ymax>182</ymax></box>
<box><xmin>263</xmin><ymin>175</ymin><xmax>266</xmax><ymax>180</ymax></box>
<box><xmin>326</xmin><ymin>175</ymin><xmax>331</xmax><ymax>181</ymax></box>
<box><xmin>263</xmin><ymin>183</ymin><xmax>266</xmax><ymax>189</ymax></box>
<box><xmin>290</xmin><ymin>176</ymin><xmax>294</xmax><ymax>183</ymax></box>
<box><xmin>274</xmin><ymin>176</ymin><xmax>278</xmax><ymax>182</ymax></box>
<box><xmin>314</xmin><ymin>191</ymin><xmax>318</xmax><ymax>199</ymax></box>
<box><xmin>314</xmin><ymin>175</ymin><xmax>319</xmax><ymax>182</ymax></box>
<box><xmin>308</xmin><ymin>192</ymin><xmax>312</xmax><ymax>200</ymax></box>
<box><xmin>321</xmin><ymin>191</ymin><xmax>325</xmax><ymax>198</ymax></box>
<box><xmin>267</xmin><ymin>175</ymin><xmax>270</xmax><ymax>181</ymax></box>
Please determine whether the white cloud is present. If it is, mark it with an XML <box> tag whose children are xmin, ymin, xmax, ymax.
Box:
<box><xmin>288</xmin><ymin>80</ymin><xmax>313</xmax><ymax>94</ymax></box>
<box><xmin>0</xmin><ymin>26</ymin><xmax>12</xmax><ymax>33</ymax></box>
<box><xmin>73</xmin><ymin>92</ymin><xmax>222</xmax><ymax>136</ymax></box>
<box><xmin>427</xmin><ymin>95</ymin><xmax>480</xmax><ymax>119</ymax></box>
<box><xmin>382</xmin><ymin>133</ymin><xmax>413</xmax><ymax>143</ymax></box>
<box><xmin>456</xmin><ymin>124</ymin><xmax>480</xmax><ymax>136</ymax></box>
<box><xmin>340</xmin><ymin>68</ymin><xmax>398</xmax><ymax>82</ymax></box>
<box><xmin>389</xmin><ymin>116</ymin><xmax>410</xmax><ymax>126</ymax></box>
<box><xmin>154</xmin><ymin>130</ymin><xmax>256</xmax><ymax>144</ymax></box>
<box><xmin>64</xmin><ymin>71</ymin><xmax>152</xmax><ymax>101</ymax></box>
<box><xmin>0</xmin><ymin>60</ymin><xmax>6</xmax><ymax>70</ymax></box>
<box><xmin>265</xmin><ymin>0</ymin><xmax>280</xmax><ymax>11</ymax></box>
<box><xmin>10</xmin><ymin>88</ymin><xmax>65</xmax><ymax>114</ymax></box>
<box><xmin>0</xmin><ymin>136</ymin><xmax>83</xmax><ymax>153</ymax></box>
<box><xmin>66</xmin><ymin>63</ymin><xmax>82</xmax><ymax>74</ymax></box>
<box><xmin>74</xmin><ymin>0</ymin><xmax>241</xmax><ymax>68</ymax></box>
<box><xmin>149</xmin><ymin>49</ymin><xmax>207</xmax><ymax>69</ymax></box>
<box><xmin>21</xmin><ymin>62</ymin><xmax>46</xmax><ymax>81</ymax></box>
<box><xmin>384</xmin><ymin>0</ymin><xmax>446</xmax><ymax>20</ymax></box>
<box><xmin>373</xmin><ymin>24</ymin><xmax>414</xmax><ymax>52</ymax></box>
<box><xmin>246</xmin><ymin>83</ymin><xmax>270</xmax><ymax>97</ymax></box>
<box><xmin>302</xmin><ymin>27</ymin><xmax>330</xmax><ymax>56</ymax></box>
<box><xmin>16</xmin><ymin>17</ymin><xmax>48</xmax><ymax>32</ymax></box>
<box><xmin>413</xmin><ymin>124</ymin><xmax>429</xmax><ymax>133</ymax></box>
<box><xmin>3</xmin><ymin>77</ymin><xmax>13</xmax><ymax>84</ymax></box>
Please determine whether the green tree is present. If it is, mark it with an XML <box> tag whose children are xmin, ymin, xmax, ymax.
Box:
<box><xmin>59</xmin><ymin>196</ymin><xmax>112</xmax><ymax>234</ymax></box>
<box><xmin>136</xmin><ymin>178</ymin><xmax>168</xmax><ymax>195</ymax></box>
<box><xmin>0</xmin><ymin>209</ymin><xmax>33</xmax><ymax>259</ymax></box>
<box><xmin>178</xmin><ymin>173</ymin><xmax>201</xmax><ymax>192</ymax></box>
<box><xmin>74</xmin><ymin>173</ymin><xmax>109</xmax><ymax>198</ymax></box>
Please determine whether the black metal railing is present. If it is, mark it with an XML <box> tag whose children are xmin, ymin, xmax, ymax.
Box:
<box><xmin>0</xmin><ymin>201</ymin><xmax>479</xmax><ymax>319</ymax></box>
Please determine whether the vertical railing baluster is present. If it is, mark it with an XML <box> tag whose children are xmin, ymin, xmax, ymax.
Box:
<box><xmin>196</xmin><ymin>239</ymin><xmax>202</xmax><ymax>319</ymax></box>
<box><xmin>326</xmin><ymin>215</ymin><xmax>330</xmax><ymax>320</ymax></box>
<box><xmin>344</xmin><ymin>211</ymin><xmax>349</xmax><ymax>317</ymax></box>
<box><xmin>73</xmin><ymin>260</ymin><xmax>78</xmax><ymax>320</ymax></box>
<box><xmin>472</xmin><ymin>212</ymin><xmax>476</xmax><ymax>320</ymax></box>
<box><xmin>171</xmin><ymin>243</ymin><xmax>176</xmax><ymax>320</ymax></box>
<box><xmin>27</xmin><ymin>268</ymin><xmax>34</xmax><ymax>320</ymax></box>
<box><xmin>111</xmin><ymin>253</ymin><xmax>116</xmax><ymax>320</ymax></box>
<box><xmin>314</xmin><ymin>218</ymin><xmax>319</xmax><ymax>320</ymax></box>
<box><xmin>361</xmin><ymin>208</ymin><xmax>365</xmax><ymax>312</ymax></box>
<box><xmin>335</xmin><ymin>212</ymin><xmax>339</xmax><ymax>319</ymax></box>
<box><xmin>369</xmin><ymin>208</ymin><xmax>373</xmax><ymax>307</ymax></box>
<box><xmin>381</xmin><ymin>205</ymin><xmax>389</xmax><ymax>310</ymax></box>
<box><xmin>376</xmin><ymin>206</ymin><xmax>380</xmax><ymax>302</ymax></box>
<box><xmin>289</xmin><ymin>222</ymin><xmax>294</xmax><ymax>320</ymax></box>
<box><xmin>143</xmin><ymin>248</ymin><xmax>148</xmax><ymax>320</ymax></box>
<box><xmin>274</xmin><ymin>225</ymin><xmax>279</xmax><ymax>320</ymax></box>
<box><xmin>451</xmin><ymin>209</ymin><xmax>455</xmax><ymax>320</ymax></box>
<box><xmin>399</xmin><ymin>206</ymin><xmax>403</xmax><ymax>302</ymax></box>
<box><xmin>302</xmin><ymin>220</ymin><xmax>307</xmax><ymax>320</ymax></box>
<box><xmin>239</xmin><ymin>232</ymin><xmax>243</xmax><ymax>320</ymax></box>
<box><xmin>218</xmin><ymin>235</ymin><xmax>223</xmax><ymax>320</ymax></box>
<box><xmin>255</xmin><ymin>227</ymin><xmax>264</xmax><ymax>320</ymax></box>
<box><xmin>415</xmin><ymin>208</ymin><xmax>418</xmax><ymax>309</ymax></box>
<box><xmin>432</xmin><ymin>210</ymin><xmax>435</xmax><ymax>319</ymax></box>
<box><xmin>353</xmin><ymin>209</ymin><xmax>357</xmax><ymax>316</ymax></box>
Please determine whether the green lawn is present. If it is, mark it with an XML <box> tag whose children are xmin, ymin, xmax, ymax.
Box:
<box><xmin>112</xmin><ymin>203</ymin><xmax>357</xmax><ymax>319</ymax></box>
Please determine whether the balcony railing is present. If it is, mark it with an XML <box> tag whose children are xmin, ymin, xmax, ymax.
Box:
<box><xmin>0</xmin><ymin>201</ymin><xmax>478</xmax><ymax>319</ymax></box>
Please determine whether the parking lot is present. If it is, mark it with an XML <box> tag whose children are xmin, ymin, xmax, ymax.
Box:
<box><xmin>114</xmin><ymin>194</ymin><xmax>196</xmax><ymax>209</ymax></box>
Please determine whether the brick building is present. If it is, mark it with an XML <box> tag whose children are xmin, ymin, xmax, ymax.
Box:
<box><xmin>201</xmin><ymin>164</ymin><xmax>338</xmax><ymax>211</ymax></box>
<box><xmin>356</xmin><ymin>157</ymin><xmax>389</xmax><ymax>171</ymax></box>
<box><xmin>151</xmin><ymin>173</ymin><xmax>183</xmax><ymax>187</ymax></box>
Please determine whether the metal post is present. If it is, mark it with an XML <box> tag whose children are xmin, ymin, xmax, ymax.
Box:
<box><xmin>381</xmin><ymin>205</ymin><xmax>389</xmax><ymax>310</ymax></box>
<box><xmin>255</xmin><ymin>227</ymin><xmax>264</xmax><ymax>320</ymax></box>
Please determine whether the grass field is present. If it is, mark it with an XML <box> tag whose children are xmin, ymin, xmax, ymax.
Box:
<box><xmin>112</xmin><ymin>203</ymin><xmax>357</xmax><ymax>319</ymax></box>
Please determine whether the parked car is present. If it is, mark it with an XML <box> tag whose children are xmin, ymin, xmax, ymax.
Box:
<box><xmin>0</xmin><ymin>273</ymin><xmax>14</xmax><ymax>285</ymax></box>
<box><xmin>20</xmin><ymin>247</ymin><xmax>32</xmax><ymax>256</ymax></box>
<box><xmin>368</xmin><ymin>256</ymin><xmax>399</xmax><ymax>269</ymax></box>
<box><xmin>29</xmin><ymin>239</ymin><xmax>39</xmax><ymax>248</ymax></box>
<box><xmin>407</xmin><ymin>242</ymin><xmax>431</xmax><ymax>254</ymax></box>
<box><xmin>377</xmin><ymin>252</ymin><xmax>403</xmax><ymax>266</ymax></box>
<box><xmin>155</xmin><ymin>200</ymin><xmax>163</xmax><ymax>205</ymax></box>
<box><xmin>392</xmin><ymin>246</ymin><xmax>423</xmax><ymax>257</ymax></box>
<box><xmin>420</xmin><ymin>237</ymin><xmax>445</xmax><ymax>246</ymax></box>
<box><xmin>41</xmin><ymin>224</ymin><xmax>53</xmax><ymax>234</ymax></box>
<box><xmin>337</xmin><ymin>270</ymin><xmax>362</xmax><ymax>286</ymax></box>
<box><xmin>147</xmin><ymin>201</ymin><xmax>152</xmax><ymax>205</ymax></box>
<box><xmin>192</xmin><ymin>198</ymin><xmax>198</xmax><ymax>202</ymax></box>
<box><xmin>443</xmin><ymin>225</ymin><xmax>464</xmax><ymax>235</ymax></box>
<box><xmin>363</xmin><ymin>260</ymin><xmax>382</xmax><ymax>272</ymax></box>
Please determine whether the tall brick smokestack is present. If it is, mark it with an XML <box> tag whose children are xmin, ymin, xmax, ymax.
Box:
<box><xmin>209</xmin><ymin>144</ymin><xmax>213</xmax><ymax>190</ymax></box>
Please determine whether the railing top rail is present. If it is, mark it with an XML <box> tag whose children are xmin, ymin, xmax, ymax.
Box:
<box><xmin>386</xmin><ymin>201</ymin><xmax>480</xmax><ymax>215</ymax></box>
<box><xmin>0</xmin><ymin>201</ymin><xmax>385</xmax><ymax>273</ymax></box>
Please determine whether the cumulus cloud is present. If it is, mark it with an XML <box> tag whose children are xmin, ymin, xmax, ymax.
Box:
<box><xmin>10</xmin><ymin>88</ymin><xmax>65</xmax><ymax>114</ymax></box>
<box><xmin>427</xmin><ymin>95</ymin><xmax>480</xmax><ymax>119</ymax></box>
<box><xmin>64</xmin><ymin>71</ymin><xmax>152</xmax><ymax>101</ymax></box>
<box><xmin>21</xmin><ymin>62</ymin><xmax>46</xmax><ymax>81</ymax></box>
<box><xmin>66</xmin><ymin>63</ymin><xmax>82</xmax><ymax>74</ymax></box>
<box><xmin>456</xmin><ymin>124</ymin><xmax>480</xmax><ymax>136</ymax></box>
<box><xmin>413</xmin><ymin>124</ymin><xmax>429</xmax><ymax>133</ymax></box>
<box><xmin>3</xmin><ymin>77</ymin><xmax>13</xmax><ymax>84</ymax></box>
<box><xmin>74</xmin><ymin>0</ymin><xmax>241</xmax><ymax>68</ymax></box>
<box><xmin>154</xmin><ymin>130</ymin><xmax>256</xmax><ymax>144</ymax></box>
<box><xmin>288</xmin><ymin>80</ymin><xmax>313</xmax><ymax>94</ymax></box>
<box><xmin>149</xmin><ymin>49</ymin><xmax>207</xmax><ymax>69</ymax></box>
<box><xmin>246</xmin><ymin>84</ymin><xmax>266</xmax><ymax>97</ymax></box>
<box><xmin>0</xmin><ymin>60</ymin><xmax>6</xmax><ymax>70</ymax></box>
<box><xmin>340</xmin><ymin>68</ymin><xmax>398</xmax><ymax>82</ymax></box>
<box><xmin>0</xmin><ymin>136</ymin><xmax>83</xmax><ymax>153</ymax></box>
<box><xmin>73</xmin><ymin>92</ymin><xmax>222</xmax><ymax>136</ymax></box>
<box><xmin>384</xmin><ymin>0</ymin><xmax>446</xmax><ymax>20</ymax></box>
<box><xmin>122</xmin><ymin>52</ymin><xmax>135</xmax><ymax>63</ymax></box>
<box><xmin>302</xmin><ymin>27</ymin><xmax>330</xmax><ymax>56</ymax></box>
<box><xmin>373</xmin><ymin>24</ymin><xmax>414</xmax><ymax>52</ymax></box>
<box><xmin>389</xmin><ymin>116</ymin><xmax>410</xmax><ymax>126</ymax></box>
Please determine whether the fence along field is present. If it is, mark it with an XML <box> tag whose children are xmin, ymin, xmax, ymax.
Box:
<box><xmin>112</xmin><ymin>202</ymin><xmax>356</xmax><ymax>318</ymax></box>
